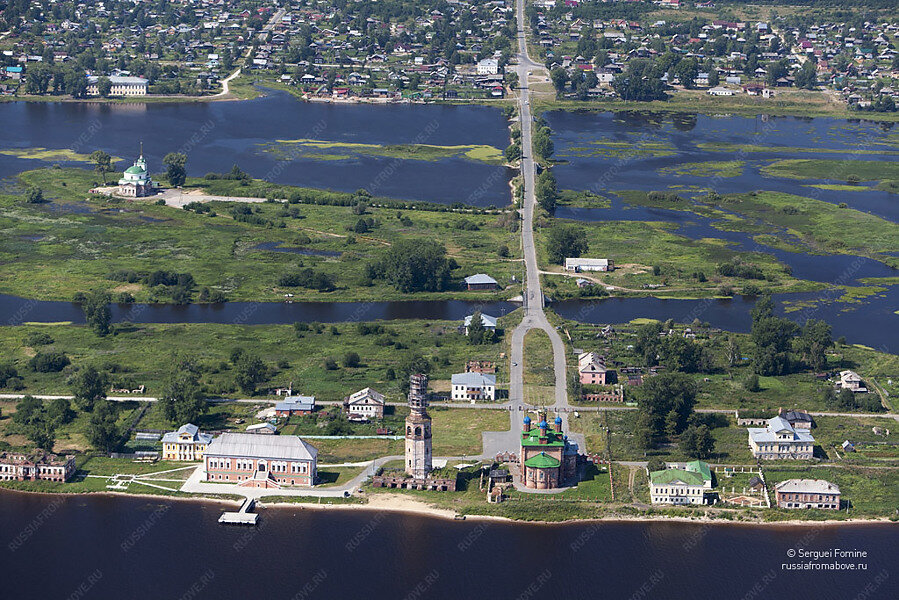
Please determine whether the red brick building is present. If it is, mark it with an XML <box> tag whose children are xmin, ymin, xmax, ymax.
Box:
<box><xmin>775</xmin><ymin>479</ymin><xmax>841</xmax><ymax>510</ymax></box>
<box><xmin>0</xmin><ymin>452</ymin><xmax>76</xmax><ymax>482</ymax></box>
<box><xmin>204</xmin><ymin>433</ymin><xmax>318</xmax><ymax>488</ymax></box>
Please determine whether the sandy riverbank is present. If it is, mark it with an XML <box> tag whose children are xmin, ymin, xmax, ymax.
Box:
<box><xmin>2</xmin><ymin>486</ymin><xmax>895</xmax><ymax>527</ymax></box>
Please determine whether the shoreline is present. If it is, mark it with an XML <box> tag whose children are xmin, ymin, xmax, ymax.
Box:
<box><xmin>3</xmin><ymin>89</ymin><xmax>897</xmax><ymax>124</ymax></box>
<box><xmin>2</xmin><ymin>486</ymin><xmax>895</xmax><ymax>528</ymax></box>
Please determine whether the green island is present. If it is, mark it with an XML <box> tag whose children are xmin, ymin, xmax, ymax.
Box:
<box><xmin>261</xmin><ymin>139</ymin><xmax>506</xmax><ymax>165</ymax></box>
<box><xmin>0</xmin><ymin>167</ymin><xmax>522</xmax><ymax>303</ymax></box>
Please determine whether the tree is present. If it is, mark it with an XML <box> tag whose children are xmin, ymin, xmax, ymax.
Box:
<box><xmin>796</xmin><ymin>319</ymin><xmax>832</xmax><ymax>372</ymax></box>
<box><xmin>646</xmin><ymin>456</ymin><xmax>667</xmax><ymax>473</ymax></box>
<box><xmin>343</xmin><ymin>352</ymin><xmax>361</xmax><ymax>368</ymax></box>
<box><xmin>794</xmin><ymin>61</ymin><xmax>817</xmax><ymax>90</ymax></box>
<box><xmin>16</xmin><ymin>397</ymin><xmax>57</xmax><ymax>451</ymax></box>
<box><xmin>535</xmin><ymin>168</ymin><xmax>558</xmax><ymax>212</ymax></box>
<box><xmin>97</xmin><ymin>76</ymin><xmax>112</xmax><ymax>98</ymax></box>
<box><xmin>612</xmin><ymin>59</ymin><xmax>667</xmax><ymax>101</ymax></box>
<box><xmin>71</xmin><ymin>366</ymin><xmax>109</xmax><ymax>411</ymax></box>
<box><xmin>637</xmin><ymin>373</ymin><xmax>698</xmax><ymax>439</ymax></box>
<box><xmin>25</xmin><ymin>187</ymin><xmax>46</xmax><ymax>204</ymax></box>
<box><xmin>680</xmin><ymin>424</ymin><xmax>715</xmax><ymax>459</ymax></box>
<box><xmin>726</xmin><ymin>336</ymin><xmax>741</xmax><ymax>367</ymax></box>
<box><xmin>163</xmin><ymin>152</ymin><xmax>187</xmax><ymax>187</ymax></box>
<box><xmin>46</xmin><ymin>397</ymin><xmax>74</xmax><ymax>427</ymax></box>
<box><xmin>550</xmin><ymin>67</ymin><xmax>568</xmax><ymax>96</ymax></box>
<box><xmin>675</xmin><ymin>58</ymin><xmax>699</xmax><ymax>89</ymax></box>
<box><xmin>466</xmin><ymin>311</ymin><xmax>496</xmax><ymax>345</ymax></box>
<box><xmin>532</xmin><ymin>127</ymin><xmax>554</xmax><ymax>162</ymax></box>
<box><xmin>751</xmin><ymin>316</ymin><xmax>799</xmax><ymax>376</ymax></box>
<box><xmin>545</xmin><ymin>224</ymin><xmax>588</xmax><ymax>264</ymax></box>
<box><xmin>234</xmin><ymin>353</ymin><xmax>267</xmax><ymax>395</ymax></box>
<box><xmin>80</xmin><ymin>290</ymin><xmax>112</xmax><ymax>336</ymax></box>
<box><xmin>89</xmin><ymin>150</ymin><xmax>113</xmax><ymax>184</ymax></box>
<box><xmin>87</xmin><ymin>399</ymin><xmax>121</xmax><ymax>453</ymax></box>
<box><xmin>374</xmin><ymin>239</ymin><xmax>452</xmax><ymax>293</ymax></box>
<box><xmin>161</xmin><ymin>357</ymin><xmax>207</xmax><ymax>425</ymax></box>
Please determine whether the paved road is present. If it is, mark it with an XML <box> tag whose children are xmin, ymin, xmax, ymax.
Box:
<box><xmin>482</xmin><ymin>0</ymin><xmax>582</xmax><ymax>461</ymax></box>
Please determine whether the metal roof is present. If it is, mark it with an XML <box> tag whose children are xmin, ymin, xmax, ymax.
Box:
<box><xmin>206</xmin><ymin>433</ymin><xmax>317</xmax><ymax>461</ymax></box>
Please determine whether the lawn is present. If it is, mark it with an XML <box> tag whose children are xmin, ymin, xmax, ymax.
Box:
<box><xmin>0</xmin><ymin>167</ymin><xmax>521</xmax><ymax>303</ymax></box>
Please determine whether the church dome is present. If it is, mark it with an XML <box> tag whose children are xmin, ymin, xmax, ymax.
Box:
<box><xmin>125</xmin><ymin>164</ymin><xmax>146</xmax><ymax>175</ymax></box>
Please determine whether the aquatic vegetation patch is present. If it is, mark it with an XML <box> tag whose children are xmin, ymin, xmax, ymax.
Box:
<box><xmin>659</xmin><ymin>160</ymin><xmax>745</xmax><ymax>178</ymax></box>
<box><xmin>760</xmin><ymin>159</ymin><xmax>899</xmax><ymax>183</ymax></box>
<box><xmin>558</xmin><ymin>140</ymin><xmax>676</xmax><ymax>159</ymax></box>
<box><xmin>0</xmin><ymin>147</ymin><xmax>123</xmax><ymax>164</ymax></box>
<box><xmin>802</xmin><ymin>184</ymin><xmax>872</xmax><ymax>192</ymax></box>
<box><xmin>260</xmin><ymin>139</ymin><xmax>505</xmax><ymax>164</ymax></box>
<box><xmin>695</xmin><ymin>142</ymin><xmax>899</xmax><ymax>156</ymax></box>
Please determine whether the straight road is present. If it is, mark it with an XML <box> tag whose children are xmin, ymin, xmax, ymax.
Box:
<box><xmin>484</xmin><ymin>0</ymin><xmax>582</xmax><ymax>460</ymax></box>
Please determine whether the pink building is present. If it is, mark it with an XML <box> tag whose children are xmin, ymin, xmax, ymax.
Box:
<box><xmin>577</xmin><ymin>352</ymin><xmax>617</xmax><ymax>386</ymax></box>
<box><xmin>204</xmin><ymin>433</ymin><xmax>317</xmax><ymax>488</ymax></box>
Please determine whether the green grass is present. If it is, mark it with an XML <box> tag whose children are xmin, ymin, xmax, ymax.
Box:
<box><xmin>0</xmin><ymin>317</ymin><xmax>517</xmax><ymax>401</ymax></box>
<box><xmin>764</xmin><ymin>466</ymin><xmax>899</xmax><ymax>517</ymax></box>
<box><xmin>262</xmin><ymin>139</ymin><xmax>506</xmax><ymax>165</ymax></box>
<box><xmin>659</xmin><ymin>160</ymin><xmax>745</xmax><ymax>178</ymax></box>
<box><xmin>0</xmin><ymin>167</ymin><xmax>520</xmax><ymax>303</ymax></box>
<box><xmin>523</xmin><ymin>329</ymin><xmax>555</xmax><ymax>387</ymax></box>
<box><xmin>761</xmin><ymin>159</ymin><xmax>899</xmax><ymax>184</ymax></box>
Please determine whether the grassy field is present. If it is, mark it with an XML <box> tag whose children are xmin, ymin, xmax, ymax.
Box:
<box><xmin>0</xmin><ymin>167</ymin><xmax>521</xmax><ymax>302</ymax></box>
<box><xmin>0</xmin><ymin>316</ymin><xmax>518</xmax><ymax>400</ymax></box>
<box><xmin>537</xmin><ymin>216</ymin><xmax>818</xmax><ymax>297</ymax></box>
<box><xmin>602</xmin><ymin>189</ymin><xmax>899</xmax><ymax>269</ymax></box>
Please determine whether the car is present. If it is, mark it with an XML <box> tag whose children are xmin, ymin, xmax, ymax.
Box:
<box><xmin>511</xmin><ymin>361</ymin><xmax>518</xmax><ymax>366</ymax></box>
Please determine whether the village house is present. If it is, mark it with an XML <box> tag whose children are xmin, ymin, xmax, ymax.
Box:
<box><xmin>204</xmin><ymin>433</ymin><xmax>318</xmax><ymax>488</ymax></box>
<box><xmin>275</xmin><ymin>395</ymin><xmax>316</xmax><ymax>417</ymax></box>
<box><xmin>707</xmin><ymin>86</ymin><xmax>734</xmax><ymax>96</ymax></box>
<box><xmin>649</xmin><ymin>461</ymin><xmax>713</xmax><ymax>505</ymax></box>
<box><xmin>451</xmin><ymin>372</ymin><xmax>496</xmax><ymax>401</ymax></box>
<box><xmin>775</xmin><ymin>479</ymin><xmax>841</xmax><ymax>510</ymax></box>
<box><xmin>838</xmin><ymin>370</ymin><xmax>867</xmax><ymax>393</ymax></box>
<box><xmin>245</xmin><ymin>422</ymin><xmax>277</xmax><ymax>435</ymax></box>
<box><xmin>519</xmin><ymin>412</ymin><xmax>579</xmax><ymax>489</ymax></box>
<box><xmin>477</xmin><ymin>58</ymin><xmax>500</xmax><ymax>75</ymax></box>
<box><xmin>748</xmin><ymin>416</ymin><xmax>815</xmax><ymax>460</ymax></box>
<box><xmin>161</xmin><ymin>423</ymin><xmax>212</xmax><ymax>461</ymax></box>
<box><xmin>577</xmin><ymin>352</ymin><xmax>617</xmax><ymax>385</ymax></box>
<box><xmin>0</xmin><ymin>451</ymin><xmax>76</xmax><ymax>482</ymax></box>
<box><xmin>778</xmin><ymin>408</ymin><xmax>814</xmax><ymax>431</ymax></box>
<box><xmin>343</xmin><ymin>387</ymin><xmax>386</xmax><ymax>420</ymax></box>
<box><xmin>463</xmin><ymin>313</ymin><xmax>497</xmax><ymax>335</ymax></box>
<box><xmin>463</xmin><ymin>273</ymin><xmax>499</xmax><ymax>290</ymax></box>
<box><xmin>564</xmin><ymin>258</ymin><xmax>614</xmax><ymax>272</ymax></box>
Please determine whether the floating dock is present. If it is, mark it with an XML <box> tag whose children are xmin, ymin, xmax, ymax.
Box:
<box><xmin>219</xmin><ymin>498</ymin><xmax>258</xmax><ymax>525</ymax></box>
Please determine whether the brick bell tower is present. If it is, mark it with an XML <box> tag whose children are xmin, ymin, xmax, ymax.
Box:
<box><xmin>405</xmin><ymin>373</ymin><xmax>432</xmax><ymax>479</ymax></box>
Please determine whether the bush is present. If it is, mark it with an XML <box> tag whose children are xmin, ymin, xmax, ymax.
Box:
<box><xmin>25</xmin><ymin>187</ymin><xmax>47</xmax><ymax>204</ymax></box>
<box><xmin>24</xmin><ymin>331</ymin><xmax>54</xmax><ymax>346</ymax></box>
<box><xmin>343</xmin><ymin>352</ymin><xmax>361</xmax><ymax>368</ymax></box>
<box><xmin>323</xmin><ymin>357</ymin><xmax>338</xmax><ymax>371</ymax></box>
<box><xmin>28</xmin><ymin>351</ymin><xmax>70</xmax><ymax>373</ymax></box>
<box><xmin>744</xmin><ymin>373</ymin><xmax>760</xmax><ymax>392</ymax></box>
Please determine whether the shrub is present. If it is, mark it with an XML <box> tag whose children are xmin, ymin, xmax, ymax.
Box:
<box><xmin>24</xmin><ymin>331</ymin><xmax>54</xmax><ymax>346</ymax></box>
<box><xmin>28</xmin><ymin>351</ymin><xmax>70</xmax><ymax>373</ymax></box>
<box><xmin>343</xmin><ymin>352</ymin><xmax>361</xmax><ymax>368</ymax></box>
<box><xmin>323</xmin><ymin>357</ymin><xmax>338</xmax><ymax>371</ymax></box>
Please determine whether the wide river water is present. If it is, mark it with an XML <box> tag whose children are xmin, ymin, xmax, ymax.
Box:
<box><xmin>1</xmin><ymin>491</ymin><xmax>896</xmax><ymax>600</ymax></box>
<box><xmin>0</xmin><ymin>90</ymin><xmax>513</xmax><ymax>206</ymax></box>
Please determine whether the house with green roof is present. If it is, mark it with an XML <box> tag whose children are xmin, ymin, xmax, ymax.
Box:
<box><xmin>648</xmin><ymin>460</ymin><xmax>713</xmax><ymax>506</ymax></box>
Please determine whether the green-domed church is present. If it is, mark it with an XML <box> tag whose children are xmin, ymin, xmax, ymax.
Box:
<box><xmin>118</xmin><ymin>146</ymin><xmax>154</xmax><ymax>197</ymax></box>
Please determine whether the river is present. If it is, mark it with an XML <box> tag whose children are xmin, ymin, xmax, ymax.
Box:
<box><xmin>1</xmin><ymin>491</ymin><xmax>895</xmax><ymax>600</ymax></box>
<box><xmin>0</xmin><ymin>90</ymin><xmax>513</xmax><ymax>207</ymax></box>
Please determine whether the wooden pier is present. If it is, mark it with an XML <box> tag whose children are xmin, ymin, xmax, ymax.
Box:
<box><xmin>219</xmin><ymin>498</ymin><xmax>258</xmax><ymax>525</ymax></box>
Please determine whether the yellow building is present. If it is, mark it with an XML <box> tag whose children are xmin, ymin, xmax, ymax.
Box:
<box><xmin>162</xmin><ymin>424</ymin><xmax>212</xmax><ymax>461</ymax></box>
